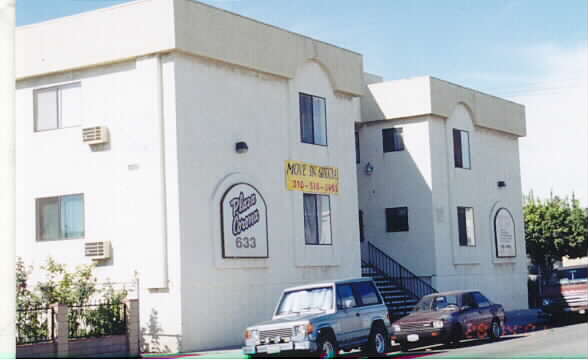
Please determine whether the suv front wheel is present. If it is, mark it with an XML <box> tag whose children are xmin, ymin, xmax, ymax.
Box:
<box><xmin>366</xmin><ymin>324</ymin><xmax>390</xmax><ymax>356</ymax></box>
<box><xmin>316</xmin><ymin>333</ymin><xmax>338</xmax><ymax>359</ymax></box>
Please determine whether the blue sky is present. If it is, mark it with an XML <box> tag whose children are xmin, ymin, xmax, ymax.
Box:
<box><xmin>16</xmin><ymin>0</ymin><xmax>587</xmax><ymax>93</ymax></box>
<box><xmin>16</xmin><ymin>0</ymin><xmax>588</xmax><ymax>203</ymax></box>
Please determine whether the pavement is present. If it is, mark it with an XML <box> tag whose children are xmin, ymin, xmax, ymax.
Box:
<box><xmin>141</xmin><ymin>309</ymin><xmax>579</xmax><ymax>359</ymax></box>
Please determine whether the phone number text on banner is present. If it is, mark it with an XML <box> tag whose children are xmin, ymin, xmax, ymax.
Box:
<box><xmin>285</xmin><ymin>160</ymin><xmax>340</xmax><ymax>195</ymax></box>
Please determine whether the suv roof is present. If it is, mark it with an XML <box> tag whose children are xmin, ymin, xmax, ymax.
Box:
<box><xmin>283</xmin><ymin>277</ymin><xmax>375</xmax><ymax>292</ymax></box>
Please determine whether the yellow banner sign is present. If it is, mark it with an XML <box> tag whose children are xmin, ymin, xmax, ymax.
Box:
<box><xmin>285</xmin><ymin>161</ymin><xmax>339</xmax><ymax>195</ymax></box>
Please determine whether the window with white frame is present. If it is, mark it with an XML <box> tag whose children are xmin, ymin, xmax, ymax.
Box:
<box><xmin>457</xmin><ymin>206</ymin><xmax>475</xmax><ymax>246</ymax></box>
<box><xmin>36</xmin><ymin>194</ymin><xmax>85</xmax><ymax>241</ymax></box>
<box><xmin>299</xmin><ymin>93</ymin><xmax>327</xmax><ymax>146</ymax></box>
<box><xmin>303</xmin><ymin>194</ymin><xmax>332</xmax><ymax>245</ymax></box>
<box><xmin>34</xmin><ymin>82</ymin><xmax>81</xmax><ymax>131</ymax></box>
<box><xmin>453</xmin><ymin>129</ymin><xmax>471</xmax><ymax>169</ymax></box>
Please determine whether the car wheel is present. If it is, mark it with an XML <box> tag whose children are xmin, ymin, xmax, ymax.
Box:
<box><xmin>366</xmin><ymin>324</ymin><xmax>390</xmax><ymax>356</ymax></box>
<box><xmin>317</xmin><ymin>334</ymin><xmax>338</xmax><ymax>359</ymax></box>
<box><xmin>399</xmin><ymin>341</ymin><xmax>409</xmax><ymax>353</ymax></box>
<box><xmin>490</xmin><ymin>319</ymin><xmax>502</xmax><ymax>340</ymax></box>
<box><xmin>445</xmin><ymin>323</ymin><xmax>463</xmax><ymax>346</ymax></box>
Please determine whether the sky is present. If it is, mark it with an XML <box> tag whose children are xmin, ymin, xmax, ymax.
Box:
<box><xmin>16</xmin><ymin>0</ymin><xmax>588</xmax><ymax>205</ymax></box>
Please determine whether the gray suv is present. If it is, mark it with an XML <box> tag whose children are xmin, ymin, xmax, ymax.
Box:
<box><xmin>242</xmin><ymin>277</ymin><xmax>391</xmax><ymax>358</ymax></box>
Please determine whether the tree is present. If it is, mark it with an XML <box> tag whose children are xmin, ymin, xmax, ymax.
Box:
<box><xmin>524</xmin><ymin>193</ymin><xmax>588</xmax><ymax>273</ymax></box>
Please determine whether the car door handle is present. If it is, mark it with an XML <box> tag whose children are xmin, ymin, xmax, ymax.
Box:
<box><xmin>356</xmin><ymin>313</ymin><xmax>360</xmax><ymax>317</ymax></box>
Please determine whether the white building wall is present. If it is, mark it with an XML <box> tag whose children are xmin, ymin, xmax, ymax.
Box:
<box><xmin>173</xmin><ymin>55</ymin><xmax>361</xmax><ymax>351</ymax></box>
<box><xmin>430</xmin><ymin>104</ymin><xmax>528</xmax><ymax>310</ymax></box>
<box><xmin>15</xmin><ymin>56</ymin><xmax>185</xmax><ymax>353</ymax></box>
<box><xmin>356</xmin><ymin>117</ymin><xmax>436</xmax><ymax>277</ymax></box>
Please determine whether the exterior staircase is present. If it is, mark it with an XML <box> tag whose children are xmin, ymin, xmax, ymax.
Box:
<box><xmin>361</xmin><ymin>242</ymin><xmax>437</xmax><ymax>320</ymax></box>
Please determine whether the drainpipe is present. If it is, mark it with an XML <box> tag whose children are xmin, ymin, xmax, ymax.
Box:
<box><xmin>151</xmin><ymin>54</ymin><xmax>169</xmax><ymax>289</ymax></box>
<box><xmin>0</xmin><ymin>0</ymin><xmax>16</xmax><ymax>356</ymax></box>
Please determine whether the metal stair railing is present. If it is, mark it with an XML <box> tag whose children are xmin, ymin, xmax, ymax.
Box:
<box><xmin>363</xmin><ymin>242</ymin><xmax>437</xmax><ymax>300</ymax></box>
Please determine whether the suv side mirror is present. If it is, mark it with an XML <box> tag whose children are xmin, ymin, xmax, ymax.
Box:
<box><xmin>343</xmin><ymin>299</ymin><xmax>354</xmax><ymax>309</ymax></box>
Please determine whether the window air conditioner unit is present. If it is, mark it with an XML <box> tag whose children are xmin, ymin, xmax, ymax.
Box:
<box><xmin>84</xmin><ymin>241</ymin><xmax>112</xmax><ymax>261</ymax></box>
<box><xmin>82</xmin><ymin>126</ymin><xmax>109</xmax><ymax>145</ymax></box>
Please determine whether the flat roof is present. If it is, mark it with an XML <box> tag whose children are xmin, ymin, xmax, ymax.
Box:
<box><xmin>16</xmin><ymin>0</ymin><xmax>364</xmax><ymax>96</ymax></box>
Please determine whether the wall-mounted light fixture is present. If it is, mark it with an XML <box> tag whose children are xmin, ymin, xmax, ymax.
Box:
<box><xmin>497</xmin><ymin>181</ymin><xmax>506</xmax><ymax>188</ymax></box>
<box><xmin>365</xmin><ymin>162</ymin><xmax>374</xmax><ymax>176</ymax></box>
<box><xmin>235</xmin><ymin>141</ymin><xmax>248</xmax><ymax>154</ymax></box>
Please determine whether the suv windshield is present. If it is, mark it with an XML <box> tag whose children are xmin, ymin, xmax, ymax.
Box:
<box><xmin>276</xmin><ymin>286</ymin><xmax>333</xmax><ymax>316</ymax></box>
<box><xmin>414</xmin><ymin>295</ymin><xmax>459</xmax><ymax>312</ymax></box>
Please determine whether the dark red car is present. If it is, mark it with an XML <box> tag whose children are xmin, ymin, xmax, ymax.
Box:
<box><xmin>391</xmin><ymin>290</ymin><xmax>505</xmax><ymax>352</ymax></box>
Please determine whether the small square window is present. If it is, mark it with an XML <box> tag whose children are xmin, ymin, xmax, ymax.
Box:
<box><xmin>382</xmin><ymin>128</ymin><xmax>404</xmax><ymax>152</ymax></box>
<box><xmin>386</xmin><ymin>207</ymin><xmax>409</xmax><ymax>232</ymax></box>
<box><xmin>300</xmin><ymin>93</ymin><xmax>327</xmax><ymax>146</ymax></box>
<box><xmin>36</xmin><ymin>194</ymin><xmax>85</xmax><ymax>241</ymax></box>
<box><xmin>453</xmin><ymin>129</ymin><xmax>471</xmax><ymax>169</ymax></box>
<box><xmin>303</xmin><ymin>193</ymin><xmax>332</xmax><ymax>245</ymax></box>
<box><xmin>34</xmin><ymin>83</ymin><xmax>81</xmax><ymax>132</ymax></box>
<box><xmin>457</xmin><ymin>206</ymin><xmax>475</xmax><ymax>246</ymax></box>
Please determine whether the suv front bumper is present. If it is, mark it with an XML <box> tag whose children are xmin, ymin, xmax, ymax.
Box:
<box><xmin>243</xmin><ymin>341</ymin><xmax>316</xmax><ymax>355</ymax></box>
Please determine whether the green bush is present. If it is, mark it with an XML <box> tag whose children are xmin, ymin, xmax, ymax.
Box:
<box><xmin>16</xmin><ymin>257</ymin><xmax>129</xmax><ymax>342</ymax></box>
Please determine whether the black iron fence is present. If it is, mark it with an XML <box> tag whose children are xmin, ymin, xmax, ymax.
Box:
<box><xmin>69</xmin><ymin>302</ymin><xmax>127</xmax><ymax>339</ymax></box>
<box><xmin>16</xmin><ymin>307</ymin><xmax>55</xmax><ymax>345</ymax></box>
<box><xmin>365</xmin><ymin>241</ymin><xmax>437</xmax><ymax>299</ymax></box>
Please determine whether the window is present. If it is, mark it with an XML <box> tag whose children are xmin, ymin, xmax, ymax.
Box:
<box><xmin>276</xmin><ymin>287</ymin><xmax>334</xmax><ymax>316</ymax></box>
<box><xmin>461</xmin><ymin>293</ymin><xmax>478</xmax><ymax>308</ymax></box>
<box><xmin>352</xmin><ymin>282</ymin><xmax>381</xmax><ymax>306</ymax></box>
<box><xmin>303</xmin><ymin>194</ymin><xmax>332</xmax><ymax>245</ymax></box>
<box><xmin>386</xmin><ymin>207</ymin><xmax>409</xmax><ymax>232</ymax></box>
<box><xmin>453</xmin><ymin>129</ymin><xmax>471</xmax><ymax>169</ymax></box>
<box><xmin>355</xmin><ymin>131</ymin><xmax>360</xmax><ymax>163</ymax></box>
<box><xmin>472</xmin><ymin>292</ymin><xmax>491</xmax><ymax>307</ymax></box>
<box><xmin>382</xmin><ymin>128</ymin><xmax>404</xmax><ymax>152</ymax></box>
<box><xmin>336</xmin><ymin>284</ymin><xmax>357</xmax><ymax>309</ymax></box>
<box><xmin>36</xmin><ymin>194</ymin><xmax>85</xmax><ymax>241</ymax></box>
<box><xmin>299</xmin><ymin>93</ymin><xmax>327</xmax><ymax>145</ymax></box>
<box><xmin>34</xmin><ymin>83</ymin><xmax>81</xmax><ymax>131</ymax></box>
<box><xmin>457</xmin><ymin>206</ymin><xmax>475</xmax><ymax>246</ymax></box>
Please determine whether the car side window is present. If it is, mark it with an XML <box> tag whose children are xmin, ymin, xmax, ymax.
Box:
<box><xmin>461</xmin><ymin>293</ymin><xmax>478</xmax><ymax>309</ymax></box>
<box><xmin>472</xmin><ymin>292</ymin><xmax>491</xmax><ymax>307</ymax></box>
<box><xmin>352</xmin><ymin>281</ymin><xmax>382</xmax><ymax>306</ymax></box>
<box><xmin>336</xmin><ymin>284</ymin><xmax>357</xmax><ymax>309</ymax></box>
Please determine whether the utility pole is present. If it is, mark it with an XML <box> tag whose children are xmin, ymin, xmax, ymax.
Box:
<box><xmin>0</xmin><ymin>0</ymin><xmax>16</xmax><ymax>358</ymax></box>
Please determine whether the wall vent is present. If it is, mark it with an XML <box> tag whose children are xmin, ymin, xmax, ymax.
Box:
<box><xmin>82</xmin><ymin>126</ymin><xmax>109</xmax><ymax>145</ymax></box>
<box><xmin>84</xmin><ymin>241</ymin><xmax>111</xmax><ymax>261</ymax></box>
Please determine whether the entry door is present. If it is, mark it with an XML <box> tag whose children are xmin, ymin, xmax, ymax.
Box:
<box><xmin>460</xmin><ymin>293</ymin><xmax>481</xmax><ymax>338</ymax></box>
<box><xmin>335</xmin><ymin>284</ymin><xmax>362</xmax><ymax>345</ymax></box>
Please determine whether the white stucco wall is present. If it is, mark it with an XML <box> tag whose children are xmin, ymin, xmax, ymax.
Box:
<box><xmin>359</xmin><ymin>82</ymin><xmax>528</xmax><ymax>310</ymax></box>
<box><xmin>15</xmin><ymin>56</ymin><xmax>185</xmax><ymax>353</ymax></box>
<box><xmin>356</xmin><ymin>117</ymin><xmax>436</xmax><ymax>277</ymax></box>
<box><xmin>429</xmin><ymin>104</ymin><xmax>528</xmax><ymax>310</ymax></box>
<box><xmin>173</xmin><ymin>55</ymin><xmax>361</xmax><ymax>351</ymax></box>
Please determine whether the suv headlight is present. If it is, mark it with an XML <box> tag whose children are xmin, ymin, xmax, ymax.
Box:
<box><xmin>432</xmin><ymin>320</ymin><xmax>444</xmax><ymax>329</ymax></box>
<box><xmin>392</xmin><ymin>324</ymin><xmax>401</xmax><ymax>333</ymax></box>
<box><xmin>244</xmin><ymin>329</ymin><xmax>259</xmax><ymax>342</ymax></box>
<box><xmin>293</xmin><ymin>323</ymin><xmax>314</xmax><ymax>340</ymax></box>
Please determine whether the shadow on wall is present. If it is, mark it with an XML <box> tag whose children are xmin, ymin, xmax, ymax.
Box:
<box><xmin>359</xmin><ymin>117</ymin><xmax>436</xmax><ymax>279</ymax></box>
<box><xmin>141</xmin><ymin>308</ymin><xmax>183</xmax><ymax>354</ymax></box>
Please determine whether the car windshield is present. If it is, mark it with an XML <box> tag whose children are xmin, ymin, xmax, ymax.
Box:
<box><xmin>414</xmin><ymin>295</ymin><xmax>459</xmax><ymax>312</ymax></box>
<box><xmin>276</xmin><ymin>287</ymin><xmax>333</xmax><ymax>316</ymax></box>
